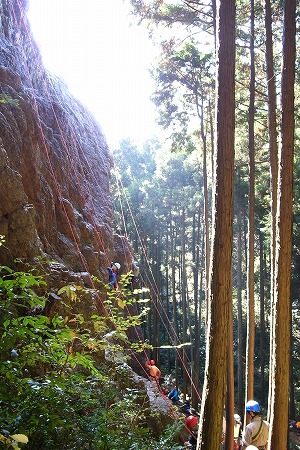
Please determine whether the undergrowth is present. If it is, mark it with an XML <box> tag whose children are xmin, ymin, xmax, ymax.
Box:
<box><xmin>0</xmin><ymin>246</ymin><xmax>183</xmax><ymax>449</ymax></box>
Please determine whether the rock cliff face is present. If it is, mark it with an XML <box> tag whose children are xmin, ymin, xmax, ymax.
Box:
<box><xmin>0</xmin><ymin>0</ymin><xmax>130</xmax><ymax>280</ymax></box>
<box><xmin>0</xmin><ymin>4</ymin><xmax>177</xmax><ymax>436</ymax></box>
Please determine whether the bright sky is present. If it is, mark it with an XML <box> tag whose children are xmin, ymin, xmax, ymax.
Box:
<box><xmin>27</xmin><ymin>0</ymin><xmax>161</xmax><ymax>148</ymax></box>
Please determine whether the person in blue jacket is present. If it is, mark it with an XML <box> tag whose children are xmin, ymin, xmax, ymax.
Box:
<box><xmin>168</xmin><ymin>386</ymin><xmax>180</xmax><ymax>403</ymax></box>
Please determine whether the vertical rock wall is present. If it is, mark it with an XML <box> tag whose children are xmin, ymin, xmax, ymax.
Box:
<box><xmin>0</xmin><ymin>0</ymin><xmax>126</xmax><ymax>279</ymax></box>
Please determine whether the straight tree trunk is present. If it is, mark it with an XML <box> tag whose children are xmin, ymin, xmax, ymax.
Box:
<box><xmin>170</xmin><ymin>216</ymin><xmax>180</xmax><ymax>384</ymax></box>
<box><xmin>153</xmin><ymin>241</ymin><xmax>159</xmax><ymax>364</ymax></box>
<box><xmin>289</xmin><ymin>323</ymin><xmax>295</xmax><ymax>421</ymax></box>
<box><xmin>264</xmin><ymin>0</ymin><xmax>279</xmax><ymax>420</ymax></box>
<box><xmin>197</xmin><ymin>0</ymin><xmax>235</xmax><ymax>447</ymax></box>
<box><xmin>180</xmin><ymin>209</ymin><xmax>188</xmax><ymax>398</ymax></box>
<box><xmin>245</xmin><ymin>0</ymin><xmax>255</xmax><ymax>412</ymax></box>
<box><xmin>197</xmin><ymin>97</ymin><xmax>210</xmax><ymax>322</ymax></box>
<box><xmin>268</xmin><ymin>0</ymin><xmax>296</xmax><ymax>447</ymax></box>
<box><xmin>192</xmin><ymin>207</ymin><xmax>202</xmax><ymax>407</ymax></box>
<box><xmin>237</xmin><ymin>196</ymin><xmax>244</xmax><ymax>417</ymax></box>
<box><xmin>225</xmin><ymin>282</ymin><xmax>235</xmax><ymax>450</ymax></box>
<box><xmin>259</xmin><ymin>230</ymin><xmax>266</xmax><ymax>404</ymax></box>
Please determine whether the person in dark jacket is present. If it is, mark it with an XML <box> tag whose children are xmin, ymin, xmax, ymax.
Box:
<box><xmin>107</xmin><ymin>262</ymin><xmax>120</xmax><ymax>289</ymax></box>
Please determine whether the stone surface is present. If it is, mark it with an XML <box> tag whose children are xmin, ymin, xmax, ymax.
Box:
<box><xmin>0</xmin><ymin>0</ymin><xmax>132</xmax><ymax>280</ymax></box>
<box><xmin>0</xmin><ymin>1</ymin><xmax>171</xmax><ymax>439</ymax></box>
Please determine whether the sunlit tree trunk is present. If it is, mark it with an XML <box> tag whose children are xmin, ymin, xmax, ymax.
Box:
<box><xmin>268</xmin><ymin>0</ymin><xmax>295</xmax><ymax>447</ymax></box>
<box><xmin>236</xmin><ymin>194</ymin><xmax>244</xmax><ymax>417</ymax></box>
<box><xmin>152</xmin><ymin>241</ymin><xmax>159</xmax><ymax>364</ymax></box>
<box><xmin>192</xmin><ymin>208</ymin><xmax>202</xmax><ymax>407</ymax></box>
<box><xmin>180</xmin><ymin>209</ymin><xmax>188</xmax><ymax>398</ymax></box>
<box><xmin>289</xmin><ymin>321</ymin><xmax>295</xmax><ymax>420</ymax></box>
<box><xmin>245</xmin><ymin>0</ymin><xmax>255</xmax><ymax>416</ymax></box>
<box><xmin>225</xmin><ymin>284</ymin><xmax>234</xmax><ymax>450</ymax></box>
<box><xmin>165</xmin><ymin>224</ymin><xmax>172</xmax><ymax>373</ymax></box>
<box><xmin>170</xmin><ymin>215</ymin><xmax>180</xmax><ymax>384</ymax></box>
<box><xmin>197</xmin><ymin>0</ymin><xmax>235</xmax><ymax>447</ymax></box>
<box><xmin>196</xmin><ymin>93</ymin><xmax>211</xmax><ymax>325</ymax></box>
<box><xmin>264</xmin><ymin>0</ymin><xmax>279</xmax><ymax>420</ymax></box>
<box><xmin>259</xmin><ymin>230</ymin><xmax>266</xmax><ymax>404</ymax></box>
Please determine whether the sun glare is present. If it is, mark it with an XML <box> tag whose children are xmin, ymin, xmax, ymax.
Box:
<box><xmin>27</xmin><ymin>0</ymin><xmax>160</xmax><ymax>148</ymax></box>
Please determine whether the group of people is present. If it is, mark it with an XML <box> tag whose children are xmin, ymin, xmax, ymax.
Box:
<box><xmin>185</xmin><ymin>400</ymin><xmax>269</xmax><ymax>450</ymax></box>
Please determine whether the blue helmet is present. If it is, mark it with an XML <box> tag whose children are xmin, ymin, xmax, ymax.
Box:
<box><xmin>246</xmin><ymin>400</ymin><xmax>261</xmax><ymax>413</ymax></box>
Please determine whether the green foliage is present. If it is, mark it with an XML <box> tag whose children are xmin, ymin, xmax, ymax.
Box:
<box><xmin>0</xmin><ymin>263</ymin><xmax>180</xmax><ymax>449</ymax></box>
<box><xmin>0</xmin><ymin>94</ymin><xmax>19</xmax><ymax>107</ymax></box>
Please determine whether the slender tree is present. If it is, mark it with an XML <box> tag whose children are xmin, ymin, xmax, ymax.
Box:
<box><xmin>245</xmin><ymin>0</ymin><xmax>255</xmax><ymax>411</ymax></box>
<box><xmin>259</xmin><ymin>230</ymin><xmax>266</xmax><ymax>404</ymax></box>
<box><xmin>264</xmin><ymin>0</ymin><xmax>279</xmax><ymax>419</ymax></box>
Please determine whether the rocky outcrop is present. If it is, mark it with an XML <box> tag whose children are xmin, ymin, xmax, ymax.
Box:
<box><xmin>0</xmin><ymin>0</ymin><xmax>133</xmax><ymax>282</ymax></box>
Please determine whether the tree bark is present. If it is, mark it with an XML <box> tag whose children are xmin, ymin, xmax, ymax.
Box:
<box><xmin>268</xmin><ymin>0</ymin><xmax>296</xmax><ymax>447</ymax></box>
<box><xmin>245</xmin><ymin>0</ymin><xmax>255</xmax><ymax>414</ymax></box>
<box><xmin>264</xmin><ymin>0</ymin><xmax>279</xmax><ymax>420</ymax></box>
<box><xmin>237</xmin><ymin>195</ymin><xmax>244</xmax><ymax>417</ymax></box>
<box><xmin>259</xmin><ymin>230</ymin><xmax>266</xmax><ymax>405</ymax></box>
<box><xmin>197</xmin><ymin>0</ymin><xmax>235</xmax><ymax>447</ymax></box>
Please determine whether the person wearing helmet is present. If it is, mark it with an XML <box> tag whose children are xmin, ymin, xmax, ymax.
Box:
<box><xmin>132</xmin><ymin>261</ymin><xmax>139</xmax><ymax>277</ymax></box>
<box><xmin>145</xmin><ymin>359</ymin><xmax>161</xmax><ymax>381</ymax></box>
<box><xmin>234</xmin><ymin>414</ymin><xmax>242</xmax><ymax>450</ymax></box>
<box><xmin>242</xmin><ymin>400</ymin><xmax>269</xmax><ymax>449</ymax></box>
<box><xmin>185</xmin><ymin>415</ymin><xmax>198</xmax><ymax>449</ymax></box>
<box><xmin>107</xmin><ymin>262</ymin><xmax>121</xmax><ymax>289</ymax></box>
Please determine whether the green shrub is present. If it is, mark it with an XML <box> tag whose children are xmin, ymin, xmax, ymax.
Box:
<box><xmin>0</xmin><ymin>263</ymin><xmax>180</xmax><ymax>449</ymax></box>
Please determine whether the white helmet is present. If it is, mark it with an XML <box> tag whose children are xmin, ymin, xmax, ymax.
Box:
<box><xmin>114</xmin><ymin>262</ymin><xmax>121</xmax><ymax>270</ymax></box>
<box><xmin>234</xmin><ymin>414</ymin><xmax>241</xmax><ymax>422</ymax></box>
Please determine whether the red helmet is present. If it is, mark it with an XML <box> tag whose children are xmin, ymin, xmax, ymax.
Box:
<box><xmin>186</xmin><ymin>415</ymin><xmax>198</xmax><ymax>430</ymax></box>
<box><xmin>150</xmin><ymin>359</ymin><xmax>155</xmax><ymax>365</ymax></box>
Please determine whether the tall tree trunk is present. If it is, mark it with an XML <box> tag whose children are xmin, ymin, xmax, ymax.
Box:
<box><xmin>245</xmin><ymin>0</ymin><xmax>255</xmax><ymax>414</ymax></box>
<box><xmin>170</xmin><ymin>215</ymin><xmax>180</xmax><ymax>385</ymax></box>
<box><xmin>195</xmin><ymin>93</ymin><xmax>211</xmax><ymax>325</ymax></box>
<box><xmin>289</xmin><ymin>323</ymin><xmax>295</xmax><ymax>421</ymax></box>
<box><xmin>264</xmin><ymin>0</ymin><xmax>279</xmax><ymax>420</ymax></box>
<box><xmin>259</xmin><ymin>230</ymin><xmax>266</xmax><ymax>404</ymax></box>
<box><xmin>225</xmin><ymin>280</ymin><xmax>235</xmax><ymax>450</ymax></box>
<box><xmin>192</xmin><ymin>207</ymin><xmax>202</xmax><ymax>408</ymax></box>
<box><xmin>165</xmin><ymin>224</ymin><xmax>172</xmax><ymax>373</ymax></box>
<box><xmin>180</xmin><ymin>209</ymin><xmax>188</xmax><ymax>398</ymax></box>
<box><xmin>268</xmin><ymin>0</ymin><xmax>295</xmax><ymax>447</ymax></box>
<box><xmin>237</xmin><ymin>196</ymin><xmax>244</xmax><ymax>417</ymax></box>
<box><xmin>153</xmin><ymin>241</ymin><xmax>159</xmax><ymax>364</ymax></box>
<box><xmin>209</xmin><ymin>97</ymin><xmax>215</xmax><ymax>178</ymax></box>
<box><xmin>197</xmin><ymin>0</ymin><xmax>235</xmax><ymax>447</ymax></box>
